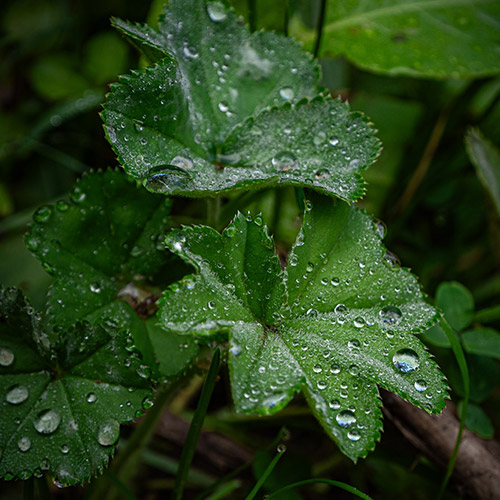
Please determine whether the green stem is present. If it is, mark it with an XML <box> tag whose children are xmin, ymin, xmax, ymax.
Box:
<box><xmin>205</xmin><ymin>479</ymin><xmax>241</xmax><ymax>500</ymax></box>
<box><xmin>474</xmin><ymin>305</ymin><xmax>500</xmax><ymax>323</ymax></box>
<box><xmin>283</xmin><ymin>0</ymin><xmax>290</xmax><ymax>36</ymax></box>
<box><xmin>23</xmin><ymin>478</ymin><xmax>34</xmax><ymax>500</ymax></box>
<box><xmin>267</xmin><ymin>478</ymin><xmax>373</xmax><ymax>500</ymax></box>
<box><xmin>171</xmin><ymin>349</ymin><xmax>221</xmax><ymax>500</ymax></box>
<box><xmin>436</xmin><ymin>317</ymin><xmax>470</xmax><ymax>500</ymax></box>
<box><xmin>219</xmin><ymin>190</ymin><xmax>266</xmax><ymax>224</ymax></box>
<box><xmin>245</xmin><ymin>445</ymin><xmax>286</xmax><ymax>500</ymax></box>
<box><xmin>206</xmin><ymin>197</ymin><xmax>221</xmax><ymax>228</ymax></box>
<box><xmin>313</xmin><ymin>0</ymin><xmax>327</xmax><ymax>58</ymax></box>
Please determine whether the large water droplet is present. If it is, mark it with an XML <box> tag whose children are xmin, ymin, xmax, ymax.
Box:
<box><xmin>414</xmin><ymin>379</ymin><xmax>428</xmax><ymax>392</ymax></box>
<box><xmin>207</xmin><ymin>1</ymin><xmax>227</xmax><ymax>22</ymax></box>
<box><xmin>97</xmin><ymin>419</ymin><xmax>120</xmax><ymax>446</ymax></box>
<box><xmin>379</xmin><ymin>306</ymin><xmax>402</xmax><ymax>325</ymax></box>
<box><xmin>6</xmin><ymin>385</ymin><xmax>29</xmax><ymax>405</ymax></box>
<box><xmin>347</xmin><ymin>430</ymin><xmax>361</xmax><ymax>442</ymax></box>
<box><xmin>18</xmin><ymin>437</ymin><xmax>31</xmax><ymax>452</ymax></box>
<box><xmin>393</xmin><ymin>349</ymin><xmax>420</xmax><ymax>373</ymax></box>
<box><xmin>272</xmin><ymin>151</ymin><xmax>298</xmax><ymax>172</ymax></box>
<box><xmin>34</xmin><ymin>410</ymin><xmax>61</xmax><ymax>434</ymax></box>
<box><xmin>279</xmin><ymin>87</ymin><xmax>294</xmax><ymax>101</ymax></box>
<box><xmin>336</xmin><ymin>410</ymin><xmax>356</xmax><ymax>428</ymax></box>
<box><xmin>0</xmin><ymin>347</ymin><xmax>14</xmax><ymax>367</ymax></box>
<box><xmin>171</xmin><ymin>156</ymin><xmax>193</xmax><ymax>170</ymax></box>
<box><xmin>143</xmin><ymin>165</ymin><xmax>193</xmax><ymax>194</ymax></box>
<box><xmin>33</xmin><ymin>206</ymin><xmax>52</xmax><ymax>223</ymax></box>
<box><xmin>329</xmin><ymin>399</ymin><xmax>340</xmax><ymax>410</ymax></box>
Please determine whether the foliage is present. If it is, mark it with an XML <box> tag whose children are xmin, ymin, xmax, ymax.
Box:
<box><xmin>1</xmin><ymin>0</ymin><xmax>499</xmax><ymax>498</ymax></box>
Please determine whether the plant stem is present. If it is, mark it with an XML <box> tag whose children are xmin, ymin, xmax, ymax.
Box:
<box><xmin>206</xmin><ymin>197</ymin><xmax>221</xmax><ymax>228</ymax></box>
<box><xmin>437</xmin><ymin>317</ymin><xmax>470</xmax><ymax>500</ymax></box>
<box><xmin>245</xmin><ymin>445</ymin><xmax>286</xmax><ymax>500</ymax></box>
<box><xmin>267</xmin><ymin>478</ymin><xmax>373</xmax><ymax>500</ymax></box>
<box><xmin>205</xmin><ymin>479</ymin><xmax>241</xmax><ymax>500</ymax></box>
<box><xmin>283</xmin><ymin>0</ymin><xmax>290</xmax><ymax>36</ymax></box>
<box><xmin>171</xmin><ymin>349</ymin><xmax>221</xmax><ymax>500</ymax></box>
<box><xmin>313</xmin><ymin>0</ymin><xmax>327</xmax><ymax>58</ymax></box>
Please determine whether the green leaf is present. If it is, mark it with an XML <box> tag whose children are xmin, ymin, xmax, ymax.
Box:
<box><xmin>421</xmin><ymin>324</ymin><xmax>451</xmax><ymax>348</ymax></box>
<box><xmin>102</xmin><ymin>0</ymin><xmax>381</xmax><ymax>201</ymax></box>
<box><xmin>465</xmin><ymin>127</ymin><xmax>500</xmax><ymax>217</ymax></box>
<box><xmin>435</xmin><ymin>281</ymin><xmax>474</xmax><ymax>331</ymax></box>
<box><xmin>462</xmin><ymin>328</ymin><xmax>500</xmax><ymax>360</ymax></box>
<box><xmin>457</xmin><ymin>401</ymin><xmax>494</xmax><ymax>439</ymax></box>
<box><xmin>158</xmin><ymin>193</ymin><xmax>447</xmax><ymax>460</ymax></box>
<box><xmin>0</xmin><ymin>287</ymin><xmax>152</xmax><ymax>485</ymax></box>
<box><xmin>315</xmin><ymin>0</ymin><xmax>500</xmax><ymax>79</ymax></box>
<box><xmin>25</xmin><ymin>169</ymin><xmax>198</xmax><ymax>379</ymax></box>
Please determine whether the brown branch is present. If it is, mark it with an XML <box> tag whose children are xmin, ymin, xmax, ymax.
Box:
<box><xmin>382</xmin><ymin>390</ymin><xmax>500</xmax><ymax>500</ymax></box>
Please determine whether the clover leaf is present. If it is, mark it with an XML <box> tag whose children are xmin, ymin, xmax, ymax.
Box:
<box><xmin>26</xmin><ymin>169</ymin><xmax>198</xmax><ymax>380</ymax></box>
<box><xmin>0</xmin><ymin>287</ymin><xmax>152</xmax><ymax>485</ymax></box>
<box><xmin>157</xmin><ymin>193</ymin><xmax>447</xmax><ymax>460</ymax></box>
<box><xmin>102</xmin><ymin>0</ymin><xmax>381</xmax><ymax>201</ymax></box>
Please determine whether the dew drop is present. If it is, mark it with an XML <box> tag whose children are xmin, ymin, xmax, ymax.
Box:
<box><xmin>6</xmin><ymin>385</ymin><xmax>29</xmax><ymax>405</ymax></box>
<box><xmin>208</xmin><ymin>301</ymin><xmax>216</xmax><ymax>310</ymax></box>
<box><xmin>329</xmin><ymin>136</ymin><xmax>339</xmax><ymax>146</ymax></box>
<box><xmin>317</xmin><ymin>381</ymin><xmax>327</xmax><ymax>390</ymax></box>
<box><xmin>347</xmin><ymin>430</ymin><xmax>361</xmax><ymax>441</ymax></box>
<box><xmin>336</xmin><ymin>410</ymin><xmax>356</xmax><ymax>428</ymax></box>
<box><xmin>414</xmin><ymin>379</ymin><xmax>428</xmax><ymax>392</ymax></box>
<box><xmin>331</xmin><ymin>277</ymin><xmax>340</xmax><ymax>286</ymax></box>
<box><xmin>379</xmin><ymin>306</ymin><xmax>402</xmax><ymax>325</ymax></box>
<box><xmin>306</xmin><ymin>262</ymin><xmax>314</xmax><ymax>273</ymax></box>
<box><xmin>230</xmin><ymin>343</ymin><xmax>242</xmax><ymax>357</ymax></box>
<box><xmin>144</xmin><ymin>165</ymin><xmax>193</xmax><ymax>194</ymax></box>
<box><xmin>279</xmin><ymin>87</ymin><xmax>294</xmax><ymax>101</ymax></box>
<box><xmin>276</xmin><ymin>443</ymin><xmax>287</xmax><ymax>453</ymax></box>
<box><xmin>89</xmin><ymin>283</ymin><xmax>101</xmax><ymax>294</ymax></box>
<box><xmin>207</xmin><ymin>1</ymin><xmax>227</xmax><ymax>22</ymax></box>
<box><xmin>313</xmin><ymin>364</ymin><xmax>322</xmax><ymax>373</ymax></box>
<box><xmin>18</xmin><ymin>437</ymin><xmax>31</xmax><ymax>452</ymax></box>
<box><xmin>329</xmin><ymin>399</ymin><xmax>340</xmax><ymax>410</ymax></box>
<box><xmin>330</xmin><ymin>363</ymin><xmax>341</xmax><ymax>374</ymax></box>
<box><xmin>61</xmin><ymin>444</ymin><xmax>69</xmax><ymax>454</ymax></box>
<box><xmin>171</xmin><ymin>156</ymin><xmax>193</xmax><ymax>170</ymax></box>
<box><xmin>393</xmin><ymin>349</ymin><xmax>420</xmax><ymax>373</ymax></box>
<box><xmin>353</xmin><ymin>317</ymin><xmax>365</xmax><ymax>328</ymax></box>
<box><xmin>87</xmin><ymin>393</ymin><xmax>96</xmax><ymax>403</ymax></box>
<box><xmin>315</xmin><ymin>169</ymin><xmax>330</xmax><ymax>180</ymax></box>
<box><xmin>97</xmin><ymin>419</ymin><xmax>120</xmax><ymax>446</ymax></box>
<box><xmin>34</xmin><ymin>409</ymin><xmax>61</xmax><ymax>435</ymax></box>
<box><xmin>272</xmin><ymin>151</ymin><xmax>298</xmax><ymax>171</ymax></box>
<box><xmin>0</xmin><ymin>347</ymin><xmax>15</xmax><ymax>367</ymax></box>
<box><xmin>33</xmin><ymin>206</ymin><xmax>52</xmax><ymax>223</ymax></box>
<box><xmin>56</xmin><ymin>200</ymin><xmax>69</xmax><ymax>212</ymax></box>
<box><xmin>218</xmin><ymin>101</ymin><xmax>229</xmax><ymax>113</ymax></box>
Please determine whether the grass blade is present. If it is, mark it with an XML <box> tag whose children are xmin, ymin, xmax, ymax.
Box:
<box><xmin>171</xmin><ymin>349</ymin><xmax>221</xmax><ymax>500</ymax></box>
<box><xmin>245</xmin><ymin>444</ymin><xmax>286</xmax><ymax>500</ymax></box>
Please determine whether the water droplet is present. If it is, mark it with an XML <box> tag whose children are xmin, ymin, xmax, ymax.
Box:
<box><xmin>384</xmin><ymin>250</ymin><xmax>400</xmax><ymax>267</ymax></box>
<box><xmin>414</xmin><ymin>379</ymin><xmax>427</xmax><ymax>392</ymax></box>
<box><xmin>315</xmin><ymin>169</ymin><xmax>330</xmax><ymax>180</ymax></box>
<box><xmin>34</xmin><ymin>410</ymin><xmax>61</xmax><ymax>434</ymax></box>
<box><xmin>335</xmin><ymin>304</ymin><xmax>347</xmax><ymax>314</ymax></box>
<box><xmin>87</xmin><ymin>393</ymin><xmax>96</xmax><ymax>403</ymax></box>
<box><xmin>144</xmin><ymin>165</ymin><xmax>193</xmax><ymax>194</ymax></box>
<box><xmin>331</xmin><ymin>277</ymin><xmax>340</xmax><ymax>286</ymax></box>
<box><xmin>313</xmin><ymin>364</ymin><xmax>322</xmax><ymax>373</ymax></box>
<box><xmin>18</xmin><ymin>437</ymin><xmax>31</xmax><ymax>452</ymax></box>
<box><xmin>317</xmin><ymin>381</ymin><xmax>327</xmax><ymax>390</ymax></box>
<box><xmin>89</xmin><ymin>283</ymin><xmax>101</xmax><ymax>294</ymax></box>
<box><xmin>329</xmin><ymin>399</ymin><xmax>340</xmax><ymax>410</ymax></box>
<box><xmin>0</xmin><ymin>347</ymin><xmax>14</xmax><ymax>367</ymax></box>
<box><xmin>60</xmin><ymin>445</ymin><xmax>69</xmax><ymax>454</ymax></box>
<box><xmin>329</xmin><ymin>136</ymin><xmax>339</xmax><ymax>146</ymax></box>
<box><xmin>70</xmin><ymin>187</ymin><xmax>86</xmax><ymax>204</ymax></box>
<box><xmin>336</xmin><ymin>410</ymin><xmax>356</xmax><ymax>428</ymax></box>
<box><xmin>330</xmin><ymin>363</ymin><xmax>340</xmax><ymax>374</ymax></box>
<box><xmin>142</xmin><ymin>396</ymin><xmax>154</xmax><ymax>410</ymax></box>
<box><xmin>276</xmin><ymin>443</ymin><xmax>287</xmax><ymax>453</ymax></box>
<box><xmin>272</xmin><ymin>151</ymin><xmax>298</xmax><ymax>171</ymax></box>
<box><xmin>349</xmin><ymin>364</ymin><xmax>359</xmax><ymax>376</ymax></box>
<box><xmin>6</xmin><ymin>385</ymin><xmax>29</xmax><ymax>405</ymax></box>
<box><xmin>353</xmin><ymin>317</ymin><xmax>365</xmax><ymax>328</ymax></box>
<box><xmin>208</xmin><ymin>301</ymin><xmax>216</xmax><ymax>310</ymax></box>
<box><xmin>33</xmin><ymin>206</ymin><xmax>52</xmax><ymax>223</ymax></box>
<box><xmin>348</xmin><ymin>339</ymin><xmax>360</xmax><ymax>349</ymax></box>
<box><xmin>56</xmin><ymin>200</ymin><xmax>69</xmax><ymax>212</ymax></box>
<box><xmin>393</xmin><ymin>349</ymin><xmax>420</xmax><ymax>373</ymax></box>
<box><xmin>136</xmin><ymin>364</ymin><xmax>151</xmax><ymax>379</ymax></box>
<box><xmin>279</xmin><ymin>87</ymin><xmax>294</xmax><ymax>100</ymax></box>
<box><xmin>218</xmin><ymin>101</ymin><xmax>229</xmax><ymax>112</ymax></box>
<box><xmin>171</xmin><ymin>156</ymin><xmax>193</xmax><ymax>170</ymax></box>
<box><xmin>375</xmin><ymin>220</ymin><xmax>387</xmax><ymax>239</ymax></box>
<box><xmin>183</xmin><ymin>45</ymin><xmax>199</xmax><ymax>59</ymax></box>
<box><xmin>253</xmin><ymin>215</ymin><xmax>263</xmax><ymax>227</ymax></box>
<box><xmin>347</xmin><ymin>430</ymin><xmax>361</xmax><ymax>441</ymax></box>
<box><xmin>97</xmin><ymin>419</ymin><xmax>120</xmax><ymax>446</ymax></box>
<box><xmin>230</xmin><ymin>344</ymin><xmax>242</xmax><ymax>357</ymax></box>
<box><xmin>379</xmin><ymin>306</ymin><xmax>402</xmax><ymax>325</ymax></box>
<box><xmin>207</xmin><ymin>1</ymin><xmax>227</xmax><ymax>22</ymax></box>
<box><xmin>306</xmin><ymin>262</ymin><xmax>314</xmax><ymax>273</ymax></box>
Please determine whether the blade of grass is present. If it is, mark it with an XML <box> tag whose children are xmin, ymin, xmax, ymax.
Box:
<box><xmin>313</xmin><ymin>0</ymin><xmax>327</xmax><ymax>58</ymax></box>
<box><xmin>284</xmin><ymin>0</ymin><xmax>290</xmax><ymax>36</ymax></box>
<box><xmin>171</xmin><ymin>349</ymin><xmax>221</xmax><ymax>500</ymax></box>
<box><xmin>244</xmin><ymin>444</ymin><xmax>286</xmax><ymax>500</ymax></box>
<box><xmin>205</xmin><ymin>479</ymin><xmax>241</xmax><ymax>500</ymax></box>
<box><xmin>247</xmin><ymin>0</ymin><xmax>256</xmax><ymax>31</ymax></box>
<box><xmin>437</xmin><ymin>317</ymin><xmax>470</xmax><ymax>500</ymax></box>
<box><xmin>267</xmin><ymin>478</ymin><xmax>373</xmax><ymax>500</ymax></box>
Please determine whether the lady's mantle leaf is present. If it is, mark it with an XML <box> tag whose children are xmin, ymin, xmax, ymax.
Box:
<box><xmin>0</xmin><ymin>287</ymin><xmax>151</xmax><ymax>485</ymax></box>
<box><xmin>314</xmin><ymin>0</ymin><xmax>500</xmax><ymax>79</ymax></box>
<box><xmin>157</xmin><ymin>193</ymin><xmax>447</xmax><ymax>460</ymax></box>
<box><xmin>102</xmin><ymin>0</ymin><xmax>381</xmax><ymax>201</ymax></box>
<box><xmin>26</xmin><ymin>169</ymin><xmax>198</xmax><ymax>380</ymax></box>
